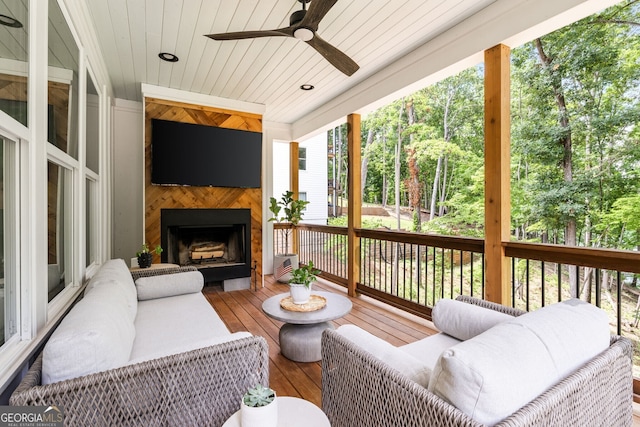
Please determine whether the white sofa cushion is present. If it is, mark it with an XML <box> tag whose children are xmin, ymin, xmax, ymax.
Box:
<box><xmin>84</xmin><ymin>258</ymin><xmax>138</xmax><ymax>321</ymax></box>
<box><xmin>42</xmin><ymin>285</ymin><xmax>136</xmax><ymax>385</ymax></box>
<box><xmin>400</xmin><ymin>332</ymin><xmax>461</xmax><ymax>370</ymax></box>
<box><xmin>127</xmin><ymin>332</ymin><xmax>252</xmax><ymax>365</ymax></box>
<box><xmin>135</xmin><ymin>271</ymin><xmax>204</xmax><ymax>301</ymax></box>
<box><xmin>130</xmin><ymin>292</ymin><xmax>231</xmax><ymax>363</ymax></box>
<box><xmin>428</xmin><ymin>299</ymin><xmax>610</xmax><ymax>426</ymax></box>
<box><xmin>432</xmin><ymin>298</ymin><xmax>513</xmax><ymax>341</ymax></box>
<box><xmin>337</xmin><ymin>324</ymin><xmax>432</xmax><ymax>387</ymax></box>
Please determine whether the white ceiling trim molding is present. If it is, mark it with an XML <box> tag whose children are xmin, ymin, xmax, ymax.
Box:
<box><xmin>263</xmin><ymin>121</ymin><xmax>293</xmax><ymax>142</ymax></box>
<box><xmin>141</xmin><ymin>83</ymin><xmax>266</xmax><ymax>115</ymax></box>
<box><xmin>291</xmin><ymin>0</ymin><xmax>618</xmax><ymax>141</ymax></box>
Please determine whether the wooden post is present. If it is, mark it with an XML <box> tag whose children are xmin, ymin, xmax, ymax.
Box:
<box><xmin>484</xmin><ymin>44</ymin><xmax>511</xmax><ymax>305</ymax></box>
<box><xmin>290</xmin><ymin>142</ymin><xmax>300</xmax><ymax>254</ymax></box>
<box><xmin>347</xmin><ymin>114</ymin><xmax>362</xmax><ymax>297</ymax></box>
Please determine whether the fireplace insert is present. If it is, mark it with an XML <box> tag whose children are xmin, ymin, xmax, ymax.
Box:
<box><xmin>161</xmin><ymin>208</ymin><xmax>251</xmax><ymax>283</ymax></box>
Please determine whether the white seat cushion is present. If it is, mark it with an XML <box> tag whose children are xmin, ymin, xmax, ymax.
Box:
<box><xmin>428</xmin><ymin>299</ymin><xmax>610</xmax><ymax>426</ymax></box>
<box><xmin>337</xmin><ymin>324</ymin><xmax>432</xmax><ymax>387</ymax></box>
<box><xmin>130</xmin><ymin>292</ymin><xmax>231</xmax><ymax>363</ymax></box>
<box><xmin>400</xmin><ymin>332</ymin><xmax>461</xmax><ymax>370</ymax></box>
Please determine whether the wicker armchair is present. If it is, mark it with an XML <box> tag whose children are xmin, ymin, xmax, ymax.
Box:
<box><xmin>321</xmin><ymin>296</ymin><xmax>633</xmax><ymax>427</ymax></box>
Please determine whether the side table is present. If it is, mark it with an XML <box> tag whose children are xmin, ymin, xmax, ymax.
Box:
<box><xmin>222</xmin><ymin>396</ymin><xmax>330</xmax><ymax>427</ymax></box>
<box><xmin>262</xmin><ymin>291</ymin><xmax>352</xmax><ymax>362</ymax></box>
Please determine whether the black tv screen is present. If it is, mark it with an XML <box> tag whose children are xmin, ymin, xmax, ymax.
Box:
<box><xmin>151</xmin><ymin>119</ymin><xmax>262</xmax><ymax>188</ymax></box>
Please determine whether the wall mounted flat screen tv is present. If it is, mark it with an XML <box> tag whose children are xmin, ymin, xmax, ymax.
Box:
<box><xmin>151</xmin><ymin>119</ymin><xmax>262</xmax><ymax>188</ymax></box>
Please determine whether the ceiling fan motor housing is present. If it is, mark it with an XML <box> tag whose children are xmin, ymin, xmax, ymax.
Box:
<box><xmin>290</xmin><ymin>9</ymin><xmax>306</xmax><ymax>26</ymax></box>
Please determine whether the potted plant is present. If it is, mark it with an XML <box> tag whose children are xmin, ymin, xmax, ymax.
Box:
<box><xmin>269</xmin><ymin>191</ymin><xmax>309</xmax><ymax>282</ymax></box>
<box><xmin>240</xmin><ymin>384</ymin><xmax>277</xmax><ymax>427</ymax></box>
<box><xmin>288</xmin><ymin>261</ymin><xmax>320</xmax><ymax>304</ymax></box>
<box><xmin>136</xmin><ymin>243</ymin><xmax>162</xmax><ymax>268</ymax></box>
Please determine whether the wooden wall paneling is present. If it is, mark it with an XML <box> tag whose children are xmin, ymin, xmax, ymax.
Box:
<box><xmin>144</xmin><ymin>98</ymin><xmax>263</xmax><ymax>280</ymax></box>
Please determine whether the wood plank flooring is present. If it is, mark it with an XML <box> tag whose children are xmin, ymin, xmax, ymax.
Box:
<box><xmin>202</xmin><ymin>275</ymin><xmax>437</xmax><ymax>408</ymax></box>
<box><xmin>203</xmin><ymin>275</ymin><xmax>640</xmax><ymax>425</ymax></box>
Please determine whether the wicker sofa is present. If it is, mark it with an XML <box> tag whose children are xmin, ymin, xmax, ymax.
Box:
<box><xmin>321</xmin><ymin>295</ymin><xmax>633</xmax><ymax>427</ymax></box>
<box><xmin>11</xmin><ymin>259</ymin><xmax>269</xmax><ymax>427</ymax></box>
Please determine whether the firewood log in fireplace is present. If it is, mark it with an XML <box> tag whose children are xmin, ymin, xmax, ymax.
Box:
<box><xmin>190</xmin><ymin>242</ymin><xmax>226</xmax><ymax>261</ymax></box>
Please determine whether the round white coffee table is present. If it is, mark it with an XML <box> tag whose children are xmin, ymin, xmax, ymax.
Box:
<box><xmin>262</xmin><ymin>291</ymin><xmax>352</xmax><ymax>362</ymax></box>
<box><xmin>222</xmin><ymin>396</ymin><xmax>330</xmax><ymax>427</ymax></box>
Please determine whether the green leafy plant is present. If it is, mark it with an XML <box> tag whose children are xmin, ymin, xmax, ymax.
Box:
<box><xmin>268</xmin><ymin>191</ymin><xmax>310</xmax><ymax>254</ymax></box>
<box><xmin>242</xmin><ymin>384</ymin><xmax>276</xmax><ymax>408</ymax></box>
<box><xmin>136</xmin><ymin>243</ymin><xmax>163</xmax><ymax>257</ymax></box>
<box><xmin>288</xmin><ymin>260</ymin><xmax>320</xmax><ymax>288</ymax></box>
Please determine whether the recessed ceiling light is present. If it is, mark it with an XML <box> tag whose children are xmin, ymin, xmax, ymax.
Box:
<box><xmin>300</xmin><ymin>84</ymin><xmax>314</xmax><ymax>91</ymax></box>
<box><xmin>158</xmin><ymin>52</ymin><xmax>179</xmax><ymax>62</ymax></box>
<box><xmin>0</xmin><ymin>14</ymin><xmax>23</xmax><ymax>28</ymax></box>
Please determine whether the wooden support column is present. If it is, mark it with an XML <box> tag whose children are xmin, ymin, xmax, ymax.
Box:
<box><xmin>290</xmin><ymin>142</ymin><xmax>299</xmax><ymax>254</ymax></box>
<box><xmin>484</xmin><ymin>44</ymin><xmax>511</xmax><ymax>304</ymax></box>
<box><xmin>347</xmin><ymin>114</ymin><xmax>362</xmax><ymax>297</ymax></box>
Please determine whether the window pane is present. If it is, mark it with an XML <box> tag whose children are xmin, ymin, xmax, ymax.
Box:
<box><xmin>86</xmin><ymin>73</ymin><xmax>99</xmax><ymax>172</ymax></box>
<box><xmin>48</xmin><ymin>0</ymin><xmax>80</xmax><ymax>158</ymax></box>
<box><xmin>48</xmin><ymin>161</ymin><xmax>72</xmax><ymax>301</ymax></box>
<box><xmin>1</xmin><ymin>136</ymin><xmax>17</xmax><ymax>347</ymax></box>
<box><xmin>299</xmin><ymin>147</ymin><xmax>307</xmax><ymax>171</ymax></box>
<box><xmin>0</xmin><ymin>1</ymin><xmax>29</xmax><ymax>127</ymax></box>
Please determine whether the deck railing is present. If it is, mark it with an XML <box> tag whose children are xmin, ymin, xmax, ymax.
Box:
<box><xmin>274</xmin><ymin>223</ymin><xmax>640</xmax><ymax>378</ymax></box>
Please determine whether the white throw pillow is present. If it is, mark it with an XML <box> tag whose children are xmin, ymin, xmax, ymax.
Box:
<box><xmin>84</xmin><ymin>258</ymin><xmax>138</xmax><ymax>321</ymax></box>
<box><xmin>42</xmin><ymin>285</ymin><xmax>136</xmax><ymax>384</ymax></box>
<box><xmin>428</xmin><ymin>299</ymin><xmax>610</xmax><ymax>426</ymax></box>
<box><xmin>135</xmin><ymin>271</ymin><xmax>204</xmax><ymax>301</ymax></box>
<box><xmin>337</xmin><ymin>324</ymin><xmax>432</xmax><ymax>387</ymax></box>
<box><xmin>432</xmin><ymin>298</ymin><xmax>513</xmax><ymax>341</ymax></box>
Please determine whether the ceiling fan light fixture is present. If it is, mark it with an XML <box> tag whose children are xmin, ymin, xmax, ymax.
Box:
<box><xmin>293</xmin><ymin>27</ymin><xmax>314</xmax><ymax>42</ymax></box>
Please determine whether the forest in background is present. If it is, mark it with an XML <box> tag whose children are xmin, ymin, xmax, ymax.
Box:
<box><xmin>327</xmin><ymin>0</ymin><xmax>640</xmax><ymax>256</ymax></box>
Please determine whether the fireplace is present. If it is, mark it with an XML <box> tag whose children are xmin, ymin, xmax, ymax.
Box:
<box><xmin>161</xmin><ymin>208</ymin><xmax>251</xmax><ymax>283</ymax></box>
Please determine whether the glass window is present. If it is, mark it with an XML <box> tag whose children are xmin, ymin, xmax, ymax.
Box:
<box><xmin>299</xmin><ymin>147</ymin><xmax>307</xmax><ymax>171</ymax></box>
<box><xmin>85</xmin><ymin>73</ymin><xmax>99</xmax><ymax>173</ymax></box>
<box><xmin>299</xmin><ymin>192</ymin><xmax>307</xmax><ymax>202</ymax></box>
<box><xmin>47</xmin><ymin>161</ymin><xmax>72</xmax><ymax>301</ymax></box>
<box><xmin>1</xmin><ymin>135</ymin><xmax>18</xmax><ymax>347</ymax></box>
<box><xmin>0</xmin><ymin>1</ymin><xmax>29</xmax><ymax>127</ymax></box>
<box><xmin>48</xmin><ymin>0</ymin><xmax>80</xmax><ymax>158</ymax></box>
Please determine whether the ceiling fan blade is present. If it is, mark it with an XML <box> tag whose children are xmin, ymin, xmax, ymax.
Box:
<box><xmin>300</xmin><ymin>0</ymin><xmax>339</xmax><ymax>31</ymax></box>
<box><xmin>307</xmin><ymin>34</ymin><xmax>359</xmax><ymax>76</ymax></box>
<box><xmin>206</xmin><ymin>27</ymin><xmax>294</xmax><ymax>41</ymax></box>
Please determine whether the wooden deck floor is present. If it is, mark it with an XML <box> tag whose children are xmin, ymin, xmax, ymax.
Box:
<box><xmin>202</xmin><ymin>275</ymin><xmax>437</xmax><ymax>408</ymax></box>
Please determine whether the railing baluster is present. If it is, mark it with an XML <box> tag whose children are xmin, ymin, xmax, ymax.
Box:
<box><xmin>617</xmin><ymin>271</ymin><xmax>622</xmax><ymax>336</ymax></box>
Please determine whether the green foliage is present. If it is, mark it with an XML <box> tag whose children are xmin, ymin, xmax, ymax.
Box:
<box><xmin>289</xmin><ymin>261</ymin><xmax>320</xmax><ymax>288</ymax></box>
<box><xmin>136</xmin><ymin>243</ymin><xmax>162</xmax><ymax>257</ymax></box>
<box><xmin>269</xmin><ymin>191</ymin><xmax>309</xmax><ymax>225</ymax></box>
<box><xmin>242</xmin><ymin>384</ymin><xmax>275</xmax><ymax>407</ymax></box>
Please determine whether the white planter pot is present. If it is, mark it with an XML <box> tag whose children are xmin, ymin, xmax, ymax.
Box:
<box><xmin>289</xmin><ymin>282</ymin><xmax>312</xmax><ymax>304</ymax></box>
<box><xmin>274</xmin><ymin>254</ymin><xmax>298</xmax><ymax>283</ymax></box>
<box><xmin>240</xmin><ymin>395</ymin><xmax>278</xmax><ymax>427</ymax></box>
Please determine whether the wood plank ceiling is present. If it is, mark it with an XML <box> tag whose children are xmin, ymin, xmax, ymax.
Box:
<box><xmin>84</xmin><ymin>0</ymin><xmax>496</xmax><ymax>123</ymax></box>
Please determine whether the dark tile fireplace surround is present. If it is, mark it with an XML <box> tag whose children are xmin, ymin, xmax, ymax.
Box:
<box><xmin>160</xmin><ymin>208</ymin><xmax>251</xmax><ymax>283</ymax></box>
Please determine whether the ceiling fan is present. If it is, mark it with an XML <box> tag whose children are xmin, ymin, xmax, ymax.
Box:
<box><xmin>205</xmin><ymin>0</ymin><xmax>359</xmax><ymax>76</ymax></box>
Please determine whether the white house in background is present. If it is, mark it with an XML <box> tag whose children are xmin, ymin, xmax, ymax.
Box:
<box><xmin>273</xmin><ymin>134</ymin><xmax>328</xmax><ymax>225</ymax></box>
